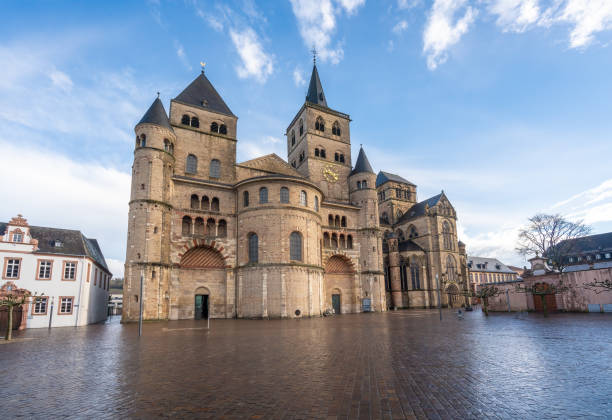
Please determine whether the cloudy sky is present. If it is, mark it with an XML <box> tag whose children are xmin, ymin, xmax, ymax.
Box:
<box><xmin>2</xmin><ymin>0</ymin><xmax>611</xmax><ymax>277</ymax></box>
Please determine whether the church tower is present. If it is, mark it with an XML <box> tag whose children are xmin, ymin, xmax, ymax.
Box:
<box><xmin>286</xmin><ymin>63</ymin><xmax>352</xmax><ymax>202</ymax></box>
<box><xmin>124</xmin><ymin>97</ymin><xmax>176</xmax><ymax>321</ymax></box>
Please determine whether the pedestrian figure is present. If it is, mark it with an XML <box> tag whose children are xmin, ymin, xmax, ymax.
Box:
<box><xmin>456</xmin><ymin>309</ymin><xmax>463</xmax><ymax>320</ymax></box>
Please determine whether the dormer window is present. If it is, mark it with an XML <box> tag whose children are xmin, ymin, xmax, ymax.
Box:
<box><xmin>12</xmin><ymin>232</ymin><xmax>23</xmax><ymax>243</ymax></box>
<box><xmin>201</xmin><ymin>99</ymin><xmax>208</xmax><ymax>107</ymax></box>
<box><xmin>54</xmin><ymin>240</ymin><xmax>63</xmax><ymax>247</ymax></box>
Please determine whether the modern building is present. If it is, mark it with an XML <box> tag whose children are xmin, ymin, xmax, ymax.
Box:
<box><xmin>123</xmin><ymin>64</ymin><xmax>468</xmax><ymax>321</ymax></box>
<box><xmin>0</xmin><ymin>214</ymin><xmax>111</xmax><ymax>329</ymax></box>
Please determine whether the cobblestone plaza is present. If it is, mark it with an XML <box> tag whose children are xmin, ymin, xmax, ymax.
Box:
<box><xmin>2</xmin><ymin>310</ymin><xmax>611</xmax><ymax>419</ymax></box>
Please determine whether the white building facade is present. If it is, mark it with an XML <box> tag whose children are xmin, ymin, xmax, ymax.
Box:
<box><xmin>1</xmin><ymin>215</ymin><xmax>111</xmax><ymax>328</ymax></box>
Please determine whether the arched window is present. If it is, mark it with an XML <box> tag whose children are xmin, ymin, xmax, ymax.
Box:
<box><xmin>442</xmin><ymin>221</ymin><xmax>453</xmax><ymax>250</ymax></box>
<box><xmin>181</xmin><ymin>114</ymin><xmax>190</xmax><ymax>125</ymax></box>
<box><xmin>182</xmin><ymin>216</ymin><xmax>192</xmax><ymax>236</ymax></box>
<box><xmin>320</xmin><ymin>149</ymin><xmax>326</xmax><ymax>158</ymax></box>
<box><xmin>396</xmin><ymin>229</ymin><xmax>404</xmax><ymax>241</ymax></box>
<box><xmin>169</xmin><ymin>143</ymin><xmax>174</xmax><ymax>154</ymax></box>
<box><xmin>382</xmin><ymin>212</ymin><xmax>389</xmax><ymax>224</ymax></box>
<box><xmin>362</xmin><ymin>180</ymin><xmax>367</xmax><ymax>188</ymax></box>
<box><xmin>210</xmin><ymin>122</ymin><xmax>219</xmax><ymax>133</ymax></box>
<box><xmin>332</xmin><ymin>121</ymin><xmax>341</xmax><ymax>136</ymax></box>
<box><xmin>136</xmin><ymin>136</ymin><xmax>140</xmax><ymax>148</ymax></box>
<box><xmin>339</xmin><ymin>154</ymin><xmax>345</xmax><ymax>163</ymax></box>
<box><xmin>446</xmin><ymin>255</ymin><xmax>457</xmax><ymax>283</ymax></box>
<box><xmin>248</xmin><ymin>233</ymin><xmax>258</xmax><ymax>263</ymax></box>
<box><xmin>210</xmin><ymin>159</ymin><xmax>221</xmax><ymax>178</ymax></box>
<box><xmin>186</xmin><ymin>154</ymin><xmax>197</xmax><ymax>174</ymax></box>
<box><xmin>323</xmin><ymin>232</ymin><xmax>330</xmax><ymax>248</ymax></box>
<box><xmin>339</xmin><ymin>234</ymin><xmax>346</xmax><ymax>249</ymax></box>
<box><xmin>314</xmin><ymin>196</ymin><xmax>319</xmax><ymax>211</ymax></box>
<box><xmin>194</xmin><ymin>217</ymin><xmax>205</xmax><ymax>236</ymax></box>
<box><xmin>341</xmin><ymin>216</ymin><xmax>347</xmax><ymax>227</ymax></box>
<box><xmin>315</xmin><ymin>117</ymin><xmax>324</xmax><ymax>132</ymax></box>
<box><xmin>243</xmin><ymin>191</ymin><xmax>249</xmax><ymax>207</ymax></box>
<box><xmin>357</xmin><ymin>181</ymin><xmax>361</xmax><ymax>189</ymax></box>
<box><xmin>315</xmin><ymin>148</ymin><xmax>320</xmax><ymax>157</ymax></box>
<box><xmin>140</xmin><ymin>134</ymin><xmax>146</xmax><ymax>147</ymax></box>
<box><xmin>291</xmin><ymin>130</ymin><xmax>296</xmax><ymax>146</ymax></box>
<box><xmin>411</xmin><ymin>260</ymin><xmax>420</xmax><ymax>289</ymax></box>
<box><xmin>190</xmin><ymin>194</ymin><xmax>199</xmax><ymax>209</ymax></box>
<box><xmin>334</xmin><ymin>152</ymin><xmax>339</xmax><ymax>162</ymax></box>
<box><xmin>218</xmin><ymin>219</ymin><xmax>227</xmax><ymax>237</ymax></box>
<box><xmin>206</xmin><ymin>218</ymin><xmax>216</xmax><ymax>236</ymax></box>
<box><xmin>259</xmin><ymin>187</ymin><xmax>268</xmax><ymax>204</ymax></box>
<box><xmin>334</xmin><ymin>215</ymin><xmax>340</xmax><ymax>227</ymax></box>
<box><xmin>331</xmin><ymin>233</ymin><xmax>338</xmax><ymax>248</ymax></box>
<box><xmin>191</xmin><ymin>116</ymin><xmax>199</xmax><ymax>128</ymax></box>
<box><xmin>347</xmin><ymin>235</ymin><xmax>353</xmax><ymax>249</ymax></box>
<box><xmin>290</xmin><ymin>232</ymin><xmax>302</xmax><ymax>261</ymax></box>
<box><xmin>201</xmin><ymin>196</ymin><xmax>210</xmax><ymax>210</ymax></box>
<box><xmin>299</xmin><ymin>119</ymin><xmax>303</xmax><ymax>136</ymax></box>
<box><xmin>280</xmin><ymin>187</ymin><xmax>290</xmax><ymax>203</ymax></box>
<box><xmin>328</xmin><ymin>215</ymin><xmax>334</xmax><ymax>226</ymax></box>
<box><xmin>300</xmin><ymin>190</ymin><xmax>307</xmax><ymax>206</ymax></box>
<box><xmin>211</xmin><ymin>197</ymin><xmax>219</xmax><ymax>212</ymax></box>
<box><xmin>219</xmin><ymin>124</ymin><xmax>227</xmax><ymax>135</ymax></box>
<box><xmin>164</xmin><ymin>139</ymin><xmax>170</xmax><ymax>152</ymax></box>
<box><xmin>400</xmin><ymin>263</ymin><xmax>408</xmax><ymax>291</ymax></box>
<box><xmin>408</xmin><ymin>225</ymin><xmax>418</xmax><ymax>239</ymax></box>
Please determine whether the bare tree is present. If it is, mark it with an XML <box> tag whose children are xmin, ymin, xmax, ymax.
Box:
<box><xmin>0</xmin><ymin>292</ymin><xmax>45</xmax><ymax>341</ymax></box>
<box><xmin>515</xmin><ymin>282</ymin><xmax>568</xmax><ymax>317</ymax></box>
<box><xmin>516</xmin><ymin>214</ymin><xmax>591</xmax><ymax>273</ymax></box>
<box><xmin>472</xmin><ymin>285</ymin><xmax>502</xmax><ymax>316</ymax></box>
<box><xmin>583</xmin><ymin>278</ymin><xmax>612</xmax><ymax>294</ymax></box>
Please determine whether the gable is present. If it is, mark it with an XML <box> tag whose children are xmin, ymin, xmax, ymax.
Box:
<box><xmin>237</xmin><ymin>154</ymin><xmax>305</xmax><ymax>178</ymax></box>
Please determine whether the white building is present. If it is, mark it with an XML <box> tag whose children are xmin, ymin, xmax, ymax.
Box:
<box><xmin>1</xmin><ymin>215</ymin><xmax>111</xmax><ymax>328</ymax></box>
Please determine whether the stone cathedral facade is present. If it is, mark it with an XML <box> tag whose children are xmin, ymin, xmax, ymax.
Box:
<box><xmin>123</xmin><ymin>65</ymin><xmax>469</xmax><ymax>321</ymax></box>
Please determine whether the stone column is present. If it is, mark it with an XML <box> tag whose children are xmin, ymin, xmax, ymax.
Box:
<box><xmin>387</xmin><ymin>236</ymin><xmax>402</xmax><ymax>309</ymax></box>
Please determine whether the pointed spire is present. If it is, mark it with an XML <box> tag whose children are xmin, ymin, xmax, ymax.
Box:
<box><xmin>350</xmin><ymin>146</ymin><xmax>374</xmax><ymax>176</ymax></box>
<box><xmin>138</xmin><ymin>97</ymin><xmax>172</xmax><ymax>130</ymax></box>
<box><xmin>305</xmin><ymin>64</ymin><xmax>327</xmax><ymax>107</ymax></box>
<box><xmin>174</xmin><ymin>72</ymin><xmax>235</xmax><ymax>116</ymax></box>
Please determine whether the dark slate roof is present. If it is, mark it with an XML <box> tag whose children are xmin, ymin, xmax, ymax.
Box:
<box><xmin>396</xmin><ymin>193</ymin><xmax>443</xmax><ymax>223</ymax></box>
<box><xmin>350</xmin><ymin>147</ymin><xmax>374</xmax><ymax>176</ymax></box>
<box><xmin>399</xmin><ymin>240</ymin><xmax>424</xmax><ymax>252</ymax></box>
<box><xmin>305</xmin><ymin>65</ymin><xmax>327</xmax><ymax>107</ymax></box>
<box><xmin>137</xmin><ymin>97</ymin><xmax>172</xmax><ymax>130</ymax></box>
<box><xmin>467</xmin><ymin>256</ymin><xmax>516</xmax><ymax>274</ymax></box>
<box><xmin>376</xmin><ymin>171</ymin><xmax>415</xmax><ymax>187</ymax></box>
<box><xmin>0</xmin><ymin>223</ymin><xmax>111</xmax><ymax>274</ymax></box>
<box><xmin>558</xmin><ymin>232</ymin><xmax>612</xmax><ymax>254</ymax></box>
<box><xmin>174</xmin><ymin>72</ymin><xmax>235</xmax><ymax>116</ymax></box>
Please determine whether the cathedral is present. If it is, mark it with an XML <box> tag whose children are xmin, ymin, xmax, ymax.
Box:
<box><xmin>122</xmin><ymin>64</ymin><xmax>469</xmax><ymax>321</ymax></box>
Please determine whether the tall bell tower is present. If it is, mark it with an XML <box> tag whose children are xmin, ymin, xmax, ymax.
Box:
<box><xmin>286</xmin><ymin>61</ymin><xmax>352</xmax><ymax>202</ymax></box>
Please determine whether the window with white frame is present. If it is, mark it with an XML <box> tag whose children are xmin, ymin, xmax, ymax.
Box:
<box><xmin>33</xmin><ymin>297</ymin><xmax>48</xmax><ymax>315</ymax></box>
<box><xmin>5</xmin><ymin>259</ymin><xmax>20</xmax><ymax>279</ymax></box>
<box><xmin>59</xmin><ymin>297</ymin><xmax>73</xmax><ymax>314</ymax></box>
<box><xmin>63</xmin><ymin>262</ymin><xmax>76</xmax><ymax>280</ymax></box>
<box><xmin>38</xmin><ymin>260</ymin><xmax>52</xmax><ymax>279</ymax></box>
<box><xmin>12</xmin><ymin>232</ymin><xmax>23</xmax><ymax>242</ymax></box>
<box><xmin>300</xmin><ymin>190</ymin><xmax>307</xmax><ymax>206</ymax></box>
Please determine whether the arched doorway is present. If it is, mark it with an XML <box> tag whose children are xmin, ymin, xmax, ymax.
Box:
<box><xmin>179</xmin><ymin>245</ymin><xmax>226</xmax><ymax>320</ymax></box>
<box><xmin>532</xmin><ymin>283</ymin><xmax>558</xmax><ymax>312</ymax></box>
<box><xmin>446</xmin><ymin>284</ymin><xmax>460</xmax><ymax>308</ymax></box>
<box><xmin>324</xmin><ymin>255</ymin><xmax>355</xmax><ymax>314</ymax></box>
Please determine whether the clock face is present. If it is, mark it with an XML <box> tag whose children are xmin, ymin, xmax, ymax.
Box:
<box><xmin>322</xmin><ymin>166</ymin><xmax>339</xmax><ymax>183</ymax></box>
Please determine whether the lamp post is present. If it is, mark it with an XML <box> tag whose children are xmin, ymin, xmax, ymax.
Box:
<box><xmin>436</xmin><ymin>273</ymin><xmax>442</xmax><ymax>321</ymax></box>
<box><xmin>138</xmin><ymin>270</ymin><xmax>144</xmax><ymax>337</ymax></box>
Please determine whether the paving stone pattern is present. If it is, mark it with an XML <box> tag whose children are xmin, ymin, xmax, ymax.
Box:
<box><xmin>1</xmin><ymin>310</ymin><xmax>612</xmax><ymax>419</ymax></box>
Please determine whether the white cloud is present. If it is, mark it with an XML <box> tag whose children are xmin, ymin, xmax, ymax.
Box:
<box><xmin>487</xmin><ymin>0</ymin><xmax>540</xmax><ymax>32</ymax></box>
<box><xmin>229</xmin><ymin>27</ymin><xmax>274</xmax><ymax>83</ymax></box>
<box><xmin>293</xmin><ymin>66</ymin><xmax>306</xmax><ymax>86</ymax></box>
<box><xmin>398</xmin><ymin>0</ymin><xmax>421</xmax><ymax>9</ymax></box>
<box><xmin>290</xmin><ymin>0</ymin><xmax>365</xmax><ymax>65</ymax></box>
<box><xmin>423</xmin><ymin>0</ymin><xmax>477</xmax><ymax>70</ymax></box>
<box><xmin>49</xmin><ymin>70</ymin><xmax>73</xmax><ymax>91</ymax></box>
<box><xmin>556</xmin><ymin>0</ymin><xmax>612</xmax><ymax>48</ymax></box>
<box><xmin>0</xmin><ymin>141</ymin><xmax>131</xmax><ymax>276</ymax></box>
<box><xmin>393</xmin><ymin>20</ymin><xmax>410</xmax><ymax>34</ymax></box>
<box><xmin>174</xmin><ymin>40</ymin><xmax>192</xmax><ymax>71</ymax></box>
<box><xmin>551</xmin><ymin>179</ymin><xmax>612</xmax><ymax>225</ymax></box>
<box><xmin>106</xmin><ymin>258</ymin><xmax>125</xmax><ymax>279</ymax></box>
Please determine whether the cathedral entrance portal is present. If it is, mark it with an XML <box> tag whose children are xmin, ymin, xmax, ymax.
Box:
<box><xmin>332</xmin><ymin>294</ymin><xmax>341</xmax><ymax>314</ymax></box>
<box><xmin>194</xmin><ymin>294</ymin><xmax>209</xmax><ymax>320</ymax></box>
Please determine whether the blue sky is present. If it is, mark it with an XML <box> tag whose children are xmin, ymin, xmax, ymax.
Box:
<box><xmin>2</xmin><ymin>0</ymin><xmax>612</xmax><ymax>277</ymax></box>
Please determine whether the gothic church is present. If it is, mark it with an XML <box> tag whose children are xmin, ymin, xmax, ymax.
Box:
<box><xmin>123</xmin><ymin>64</ymin><xmax>469</xmax><ymax>321</ymax></box>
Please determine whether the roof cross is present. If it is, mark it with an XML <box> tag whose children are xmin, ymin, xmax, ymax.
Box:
<box><xmin>311</xmin><ymin>47</ymin><xmax>317</xmax><ymax>65</ymax></box>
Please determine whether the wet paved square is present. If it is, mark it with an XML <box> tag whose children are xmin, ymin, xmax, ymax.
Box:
<box><xmin>2</xmin><ymin>310</ymin><xmax>612</xmax><ymax>419</ymax></box>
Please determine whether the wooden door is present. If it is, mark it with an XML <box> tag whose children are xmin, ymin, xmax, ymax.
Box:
<box><xmin>332</xmin><ymin>294</ymin><xmax>341</xmax><ymax>314</ymax></box>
